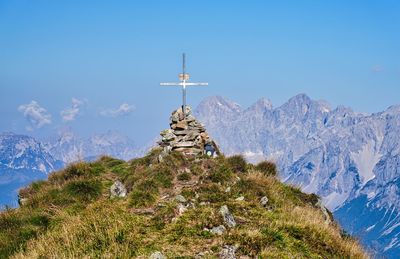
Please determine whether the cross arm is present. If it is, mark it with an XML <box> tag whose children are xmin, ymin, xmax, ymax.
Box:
<box><xmin>160</xmin><ymin>82</ymin><xmax>181</xmax><ymax>86</ymax></box>
<box><xmin>185</xmin><ymin>82</ymin><xmax>209</xmax><ymax>86</ymax></box>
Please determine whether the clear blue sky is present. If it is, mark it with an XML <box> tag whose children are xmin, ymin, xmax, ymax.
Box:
<box><xmin>0</xmin><ymin>1</ymin><xmax>399</xmax><ymax>144</ymax></box>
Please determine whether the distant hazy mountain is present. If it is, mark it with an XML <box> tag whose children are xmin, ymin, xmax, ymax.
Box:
<box><xmin>194</xmin><ymin>95</ymin><xmax>400</xmax><ymax>257</ymax></box>
<box><xmin>0</xmin><ymin>130</ymin><xmax>139</xmax><ymax>209</ymax></box>
<box><xmin>0</xmin><ymin>132</ymin><xmax>63</xmax><ymax>208</ymax></box>
<box><xmin>45</xmin><ymin>129</ymin><xmax>139</xmax><ymax>163</ymax></box>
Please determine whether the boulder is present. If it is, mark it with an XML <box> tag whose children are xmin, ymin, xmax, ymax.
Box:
<box><xmin>175</xmin><ymin>194</ymin><xmax>187</xmax><ymax>203</ymax></box>
<box><xmin>260</xmin><ymin>196</ymin><xmax>269</xmax><ymax>207</ymax></box>
<box><xmin>149</xmin><ymin>251</ymin><xmax>166</xmax><ymax>259</ymax></box>
<box><xmin>219</xmin><ymin>245</ymin><xmax>237</xmax><ymax>259</ymax></box>
<box><xmin>210</xmin><ymin>225</ymin><xmax>226</xmax><ymax>235</ymax></box>
<box><xmin>220</xmin><ymin>205</ymin><xmax>236</xmax><ymax>228</ymax></box>
<box><xmin>110</xmin><ymin>181</ymin><xmax>127</xmax><ymax>198</ymax></box>
<box><xmin>235</xmin><ymin>196</ymin><xmax>245</xmax><ymax>201</ymax></box>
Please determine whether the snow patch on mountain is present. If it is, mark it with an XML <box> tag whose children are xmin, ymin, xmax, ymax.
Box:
<box><xmin>351</xmin><ymin>142</ymin><xmax>381</xmax><ymax>186</ymax></box>
<box><xmin>194</xmin><ymin>95</ymin><xmax>400</xmax><ymax>257</ymax></box>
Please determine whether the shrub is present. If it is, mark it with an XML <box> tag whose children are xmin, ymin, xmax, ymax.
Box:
<box><xmin>255</xmin><ymin>161</ymin><xmax>277</xmax><ymax>176</ymax></box>
<box><xmin>208</xmin><ymin>164</ymin><xmax>233</xmax><ymax>184</ymax></box>
<box><xmin>64</xmin><ymin>179</ymin><xmax>102</xmax><ymax>202</ymax></box>
<box><xmin>129</xmin><ymin>179</ymin><xmax>159</xmax><ymax>208</ymax></box>
<box><xmin>227</xmin><ymin>155</ymin><xmax>248</xmax><ymax>173</ymax></box>
<box><xmin>177</xmin><ymin>172</ymin><xmax>191</xmax><ymax>181</ymax></box>
<box><xmin>49</xmin><ymin>162</ymin><xmax>91</xmax><ymax>184</ymax></box>
<box><xmin>152</xmin><ymin>167</ymin><xmax>173</xmax><ymax>188</ymax></box>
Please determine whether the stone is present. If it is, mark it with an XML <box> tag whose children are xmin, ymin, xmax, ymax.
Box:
<box><xmin>158</xmin><ymin>154</ymin><xmax>164</xmax><ymax>163</ymax></box>
<box><xmin>177</xmin><ymin>203</ymin><xmax>187</xmax><ymax>216</ymax></box>
<box><xmin>149</xmin><ymin>251</ymin><xmax>166</xmax><ymax>259</ymax></box>
<box><xmin>220</xmin><ymin>205</ymin><xmax>236</xmax><ymax>228</ymax></box>
<box><xmin>175</xmin><ymin>194</ymin><xmax>187</xmax><ymax>203</ymax></box>
<box><xmin>18</xmin><ymin>196</ymin><xmax>28</xmax><ymax>206</ymax></box>
<box><xmin>173</xmin><ymin>121</ymin><xmax>188</xmax><ymax>130</ymax></box>
<box><xmin>225</xmin><ymin>187</ymin><xmax>231</xmax><ymax>193</ymax></box>
<box><xmin>260</xmin><ymin>196</ymin><xmax>269</xmax><ymax>207</ymax></box>
<box><xmin>235</xmin><ymin>196</ymin><xmax>245</xmax><ymax>201</ymax></box>
<box><xmin>210</xmin><ymin>225</ymin><xmax>226</xmax><ymax>235</ymax></box>
<box><xmin>173</xmin><ymin>141</ymin><xmax>195</xmax><ymax>148</ymax></box>
<box><xmin>219</xmin><ymin>245</ymin><xmax>237</xmax><ymax>259</ymax></box>
<box><xmin>110</xmin><ymin>181</ymin><xmax>127</xmax><ymax>198</ymax></box>
<box><xmin>316</xmin><ymin>198</ymin><xmax>332</xmax><ymax>224</ymax></box>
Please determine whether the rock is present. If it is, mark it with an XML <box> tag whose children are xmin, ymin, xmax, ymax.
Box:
<box><xmin>173</xmin><ymin>141</ymin><xmax>195</xmax><ymax>148</ymax></box>
<box><xmin>177</xmin><ymin>203</ymin><xmax>187</xmax><ymax>216</ymax></box>
<box><xmin>219</xmin><ymin>245</ymin><xmax>237</xmax><ymax>259</ymax></box>
<box><xmin>225</xmin><ymin>187</ymin><xmax>231</xmax><ymax>193</ymax></box>
<box><xmin>210</xmin><ymin>225</ymin><xmax>226</xmax><ymax>235</ymax></box>
<box><xmin>235</xmin><ymin>196</ymin><xmax>245</xmax><ymax>201</ymax></box>
<box><xmin>175</xmin><ymin>194</ymin><xmax>187</xmax><ymax>203</ymax></box>
<box><xmin>149</xmin><ymin>251</ymin><xmax>166</xmax><ymax>259</ymax></box>
<box><xmin>18</xmin><ymin>196</ymin><xmax>28</xmax><ymax>206</ymax></box>
<box><xmin>110</xmin><ymin>181</ymin><xmax>127</xmax><ymax>198</ymax></box>
<box><xmin>260</xmin><ymin>196</ymin><xmax>269</xmax><ymax>207</ymax></box>
<box><xmin>173</xmin><ymin>121</ymin><xmax>188</xmax><ymax>130</ymax></box>
<box><xmin>316</xmin><ymin>198</ymin><xmax>332</xmax><ymax>224</ymax></box>
<box><xmin>220</xmin><ymin>205</ymin><xmax>236</xmax><ymax>228</ymax></box>
<box><xmin>158</xmin><ymin>154</ymin><xmax>164</xmax><ymax>163</ymax></box>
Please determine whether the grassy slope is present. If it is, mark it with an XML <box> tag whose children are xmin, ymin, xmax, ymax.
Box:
<box><xmin>0</xmin><ymin>149</ymin><xmax>367</xmax><ymax>258</ymax></box>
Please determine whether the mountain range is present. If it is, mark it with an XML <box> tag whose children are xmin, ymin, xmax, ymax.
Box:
<box><xmin>1</xmin><ymin>94</ymin><xmax>399</xmax><ymax>257</ymax></box>
<box><xmin>194</xmin><ymin>94</ymin><xmax>400</xmax><ymax>257</ymax></box>
<box><xmin>0</xmin><ymin>130</ymin><xmax>139</xmax><ymax>208</ymax></box>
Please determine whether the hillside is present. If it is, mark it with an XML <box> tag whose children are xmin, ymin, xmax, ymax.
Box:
<box><xmin>0</xmin><ymin>149</ymin><xmax>367</xmax><ymax>258</ymax></box>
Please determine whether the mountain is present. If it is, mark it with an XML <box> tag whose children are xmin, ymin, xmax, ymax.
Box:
<box><xmin>0</xmin><ymin>151</ymin><xmax>367</xmax><ymax>258</ymax></box>
<box><xmin>0</xmin><ymin>132</ymin><xmax>63</xmax><ymax>208</ymax></box>
<box><xmin>45</xmin><ymin>129</ymin><xmax>139</xmax><ymax>163</ymax></box>
<box><xmin>194</xmin><ymin>95</ymin><xmax>400</xmax><ymax>257</ymax></box>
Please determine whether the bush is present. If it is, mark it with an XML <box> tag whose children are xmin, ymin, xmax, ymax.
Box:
<box><xmin>64</xmin><ymin>179</ymin><xmax>102</xmax><ymax>202</ymax></box>
<box><xmin>178</xmin><ymin>172</ymin><xmax>191</xmax><ymax>181</ymax></box>
<box><xmin>49</xmin><ymin>162</ymin><xmax>91</xmax><ymax>184</ymax></box>
<box><xmin>129</xmin><ymin>179</ymin><xmax>159</xmax><ymax>208</ymax></box>
<box><xmin>227</xmin><ymin>155</ymin><xmax>248</xmax><ymax>173</ymax></box>
<box><xmin>208</xmin><ymin>164</ymin><xmax>233</xmax><ymax>184</ymax></box>
<box><xmin>255</xmin><ymin>161</ymin><xmax>277</xmax><ymax>176</ymax></box>
<box><xmin>152</xmin><ymin>167</ymin><xmax>173</xmax><ymax>188</ymax></box>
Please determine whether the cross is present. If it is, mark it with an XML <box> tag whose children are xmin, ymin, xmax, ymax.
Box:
<box><xmin>160</xmin><ymin>53</ymin><xmax>208</xmax><ymax>119</ymax></box>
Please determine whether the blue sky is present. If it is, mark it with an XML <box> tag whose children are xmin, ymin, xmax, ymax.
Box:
<box><xmin>0</xmin><ymin>1</ymin><xmax>399</xmax><ymax>144</ymax></box>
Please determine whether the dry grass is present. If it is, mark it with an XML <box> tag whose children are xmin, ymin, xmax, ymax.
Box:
<box><xmin>0</xmin><ymin>152</ymin><xmax>368</xmax><ymax>258</ymax></box>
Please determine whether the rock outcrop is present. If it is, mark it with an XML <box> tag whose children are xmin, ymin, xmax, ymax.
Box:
<box><xmin>159</xmin><ymin>106</ymin><xmax>220</xmax><ymax>156</ymax></box>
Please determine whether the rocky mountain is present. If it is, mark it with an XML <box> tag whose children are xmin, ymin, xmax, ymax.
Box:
<box><xmin>0</xmin><ymin>132</ymin><xmax>63</xmax><ymax>208</ymax></box>
<box><xmin>45</xmin><ymin>129</ymin><xmax>138</xmax><ymax>163</ymax></box>
<box><xmin>194</xmin><ymin>94</ymin><xmax>400</xmax><ymax>257</ymax></box>
<box><xmin>0</xmin><ymin>130</ymin><xmax>139</xmax><ymax>209</ymax></box>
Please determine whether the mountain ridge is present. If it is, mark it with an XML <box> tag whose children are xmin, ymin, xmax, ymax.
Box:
<box><xmin>194</xmin><ymin>94</ymin><xmax>400</xmax><ymax>257</ymax></box>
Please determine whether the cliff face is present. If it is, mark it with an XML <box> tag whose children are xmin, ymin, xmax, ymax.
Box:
<box><xmin>194</xmin><ymin>95</ymin><xmax>400</xmax><ymax>257</ymax></box>
<box><xmin>0</xmin><ymin>150</ymin><xmax>367</xmax><ymax>258</ymax></box>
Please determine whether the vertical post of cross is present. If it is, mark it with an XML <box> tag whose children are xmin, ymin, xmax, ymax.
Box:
<box><xmin>160</xmin><ymin>53</ymin><xmax>208</xmax><ymax>120</ymax></box>
<box><xmin>182</xmin><ymin>53</ymin><xmax>186</xmax><ymax>118</ymax></box>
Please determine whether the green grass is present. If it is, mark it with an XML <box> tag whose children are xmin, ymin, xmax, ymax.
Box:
<box><xmin>0</xmin><ymin>151</ymin><xmax>367</xmax><ymax>258</ymax></box>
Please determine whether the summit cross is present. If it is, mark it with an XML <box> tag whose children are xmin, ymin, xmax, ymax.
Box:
<box><xmin>160</xmin><ymin>53</ymin><xmax>208</xmax><ymax>119</ymax></box>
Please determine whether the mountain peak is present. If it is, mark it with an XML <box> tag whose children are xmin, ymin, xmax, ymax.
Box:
<box><xmin>197</xmin><ymin>96</ymin><xmax>242</xmax><ymax>113</ymax></box>
<box><xmin>1</xmin><ymin>151</ymin><xmax>367</xmax><ymax>258</ymax></box>
<box><xmin>250</xmin><ymin>97</ymin><xmax>273</xmax><ymax>111</ymax></box>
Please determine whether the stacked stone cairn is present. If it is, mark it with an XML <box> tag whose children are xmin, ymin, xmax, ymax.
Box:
<box><xmin>158</xmin><ymin>106</ymin><xmax>220</xmax><ymax>156</ymax></box>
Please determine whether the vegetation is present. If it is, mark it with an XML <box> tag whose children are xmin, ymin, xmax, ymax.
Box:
<box><xmin>0</xmin><ymin>149</ymin><xmax>368</xmax><ymax>258</ymax></box>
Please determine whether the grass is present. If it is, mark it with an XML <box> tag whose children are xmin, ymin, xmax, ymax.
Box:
<box><xmin>0</xmin><ymin>151</ymin><xmax>368</xmax><ymax>258</ymax></box>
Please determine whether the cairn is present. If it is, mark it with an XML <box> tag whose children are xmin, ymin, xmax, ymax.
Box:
<box><xmin>158</xmin><ymin>106</ymin><xmax>220</xmax><ymax>156</ymax></box>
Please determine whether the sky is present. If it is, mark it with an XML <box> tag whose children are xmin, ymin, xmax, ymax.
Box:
<box><xmin>0</xmin><ymin>0</ymin><xmax>399</xmax><ymax>145</ymax></box>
